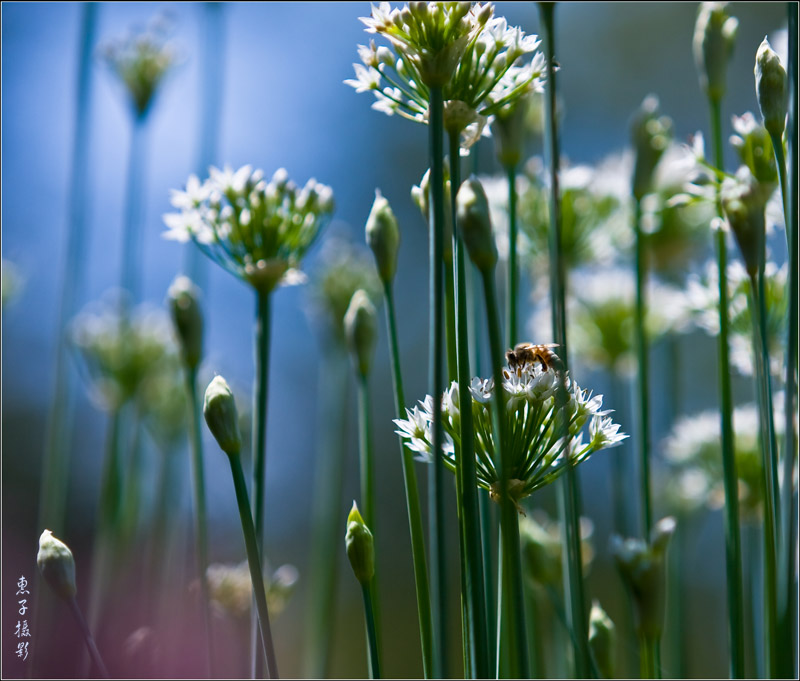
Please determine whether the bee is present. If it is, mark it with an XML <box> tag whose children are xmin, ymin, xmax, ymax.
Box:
<box><xmin>505</xmin><ymin>342</ymin><xmax>563</xmax><ymax>373</ymax></box>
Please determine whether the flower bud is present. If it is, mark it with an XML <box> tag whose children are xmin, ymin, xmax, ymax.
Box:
<box><xmin>589</xmin><ymin>600</ymin><xmax>616</xmax><ymax>679</ymax></box>
<box><xmin>412</xmin><ymin>165</ymin><xmax>453</xmax><ymax>264</ymax></box>
<box><xmin>755</xmin><ymin>37</ymin><xmax>787</xmax><ymax>139</ymax></box>
<box><xmin>693</xmin><ymin>3</ymin><xmax>738</xmax><ymax>102</ymax></box>
<box><xmin>37</xmin><ymin>530</ymin><xmax>77</xmax><ymax>602</ymax></box>
<box><xmin>167</xmin><ymin>275</ymin><xmax>203</xmax><ymax>369</ymax></box>
<box><xmin>519</xmin><ymin>516</ymin><xmax>562</xmax><ymax>586</ymax></box>
<box><xmin>344</xmin><ymin>290</ymin><xmax>377</xmax><ymax>377</ymax></box>
<box><xmin>721</xmin><ymin>168</ymin><xmax>768</xmax><ymax>278</ymax></box>
<box><xmin>456</xmin><ymin>177</ymin><xmax>498</xmax><ymax>272</ymax></box>
<box><xmin>365</xmin><ymin>190</ymin><xmax>400</xmax><ymax>285</ymax></box>
<box><xmin>203</xmin><ymin>375</ymin><xmax>242</xmax><ymax>456</ymax></box>
<box><xmin>491</xmin><ymin>96</ymin><xmax>531</xmax><ymax>169</ymax></box>
<box><xmin>631</xmin><ymin>96</ymin><xmax>673</xmax><ymax>201</ymax></box>
<box><xmin>345</xmin><ymin>501</ymin><xmax>375</xmax><ymax>585</ymax></box>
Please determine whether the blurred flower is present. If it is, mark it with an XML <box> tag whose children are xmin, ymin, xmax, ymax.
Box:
<box><xmin>167</xmin><ymin>275</ymin><xmax>204</xmax><ymax>370</ymax></box>
<box><xmin>693</xmin><ymin>2</ymin><xmax>738</xmax><ymax>103</ymax></box>
<box><xmin>348</xmin><ymin>3</ymin><xmax>544</xmax><ymax>150</ymax></box>
<box><xmin>721</xmin><ymin>167</ymin><xmax>769</xmax><ymax>278</ymax></box>
<box><xmin>139</xmin><ymin>354</ymin><xmax>188</xmax><ymax>453</ymax></box>
<box><xmin>394</xmin><ymin>350</ymin><xmax>626</xmax><ymax>506</ymax></box>
<box><xmin>1</xmin><ymin>258</ymin><xmax>23</xmax><ymax>308</ymax></box>
<box><xmin>519</xmin><ymin>509</ymin><xmax>594</xmax><ymax>587</ymax></box>
<box><xmin>660</xmin><ymin>398</ymin><xmax>784</xmax><ymax>520</ymax></box>
<box><xmin>682</xmin><ymin>260</ymin><xmax>786</xmax><ymax>377</ymax></box>
<box><xmin>631</xmin><ymin>95</ymin><xmax>673</xmax><ymax>202</ymax></box>
<box><xmin>729</xmin><ymin>112</ymin><xmax>778</xmax><ymax>189</ymax></box>
<box><xmin>306</xmin><ymin>234</ymin><xmax>381</xmax><ymax>347</ymax></box>
<box><xmin>163</xmin><ymin>166</ymin><xmax>334</xmax><ymax>294</ymax></box>
<box><xmin>71</xmin><ymin>295</ymin><xmax>175</xmax><ymax>411</ymax></box>
<box><xmin>588</xmin><ymin>601</ymin><xmax>616</xmax><ymax>680</ymax></box>
<box><xmin>100</xmin><ymin>13</ymin><xmax>178</xmax><ymax>119</ymax></box>
<box><xmin>206</xmin><ymin>560</ymin><xmax>299</xmax><ymax>620</ymax></box>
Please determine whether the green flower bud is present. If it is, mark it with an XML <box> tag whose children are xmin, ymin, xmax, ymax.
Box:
<box><xmin>456</xmin><ymin>176</ymin><xmax>498</xmax><ymax>272</ymax></box>
<box><xmin>721</xmin><ymin>168</ymin><xmax>768</xmax><ymax>278</ymax></box>
<box><xmin>167</xmin><ymin>275</ymin><xmax>203</xmax><ymax>369</ymax></box>
<box><xmin>203</xmin><ymin>375</ymin><xmax>242</xmax><ymax>456</ymax></box>
<box><xmin>491</xmin><ymin>96</ymin><xmax>531</xmax><ymax>169</ymax></box>
<box><xmin>755</xmin><ymin>37</ymin><xmax>787</xmax><ymax>139</ymax></box>
<box><xmin>631</xmin><ymin>96</ymin><xmax>673</xmax><ymax>201</ymax></box>
<box><xmin>693</xmin><ymin>3</ymin><xmax>738</xmax><ymax>102</ymax></box>
<box><xmin>344</xmin><ymin>290</ymin><xmax>377</xmax><ymax>377</ymax></box>
<box><xmin>611</xmin><ymin>516</ymin><xmax>676</xmax><ymax>640</ymax></box>
<box><xmin>588</xmin><ymin>600</ymin><xmax>616</xmax><ymax>679</ymax></box>
<box><xmin>412</xmin><ymin>165</ymin><xmax>453</xmax><ymax>264</ymax></box>
<box><xmin>37</xmin><ymin>529</ymin><xmax>77</xmax><ymax>602</ymax></box>
<box><xmin>365</xmin><ymin>190</ymin><xmax>400</xmax><ymax>285</ymax></box>
<box><xmin>345</xmin><ymin>501</ymin><xmax>375</xmax><ymax>585</ymax></box>
<box><xmin>519</xmin><ymin>516</ymin><xmax>562</xmax><ymax>586</ymax></box>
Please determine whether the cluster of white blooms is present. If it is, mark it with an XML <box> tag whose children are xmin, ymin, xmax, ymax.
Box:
<box><xmin>206</xmin><ymin>561</ymin><xmax>299</xmax><ymax>620</ymax></box>
<box><xmin>394</xmin><ymin>354</ymin><xmax>626</xmax><ymax>505</ymax></box>
<box><xmin>163</xmin><ymin>165</ymin><xmax>334</xmax><ymax>294</ymax></box>
<box><xmin>347</xmin><ymin>2</ymin><xmax>544</xmax><ymax>148</ymax></box>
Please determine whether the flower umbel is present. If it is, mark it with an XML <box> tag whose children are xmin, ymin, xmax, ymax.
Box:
<box><xmin>164</xmin><ymin>166</ymin><xmax>334</xmax><ymax>294</ymax></box>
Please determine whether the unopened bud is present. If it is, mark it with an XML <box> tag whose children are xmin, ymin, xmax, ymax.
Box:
<box><xmin>412</xmin><ymin>165</ymin><xmax>453</xmax><ymax>264</ymax></box>
<box><xmin>344</xmin><ymin>290</ymin><xmax>377</xmax><ymax>377</ymax></box>
<box><xmin>167</xmin><ymin>276</ymin><xmax>203</xmax><ymax>369</ymax></box>
<box><xmin>37</xmin><ymin>530</ymin><xmax>77</xmax><ymax>602</ymax></box>
<box><xmin>693</xmin><ymin>3</ymin><xmax>738</xmax><ymax>102</ymax></box>
<box><xmin>203</xmin><ymin>376</ymin><xmax>242</xmax><ymax>456</ymax></box>
<box><xmin>589</xmin><ymin>600</ymin><xmax>616</xmax><ymax>679</ymax></box>
<box><xmin>345</xmin><ymin>501</ymin><xmax>375</xmax><ymax>585</ymax></box>
<box><xmin>631</xmin><ymin>96</ymin><xmax>673</xmax><ymax>200</ymax></box>
<box><xmin>755</xmin><ymin>38</ymin><xmax>787</xmax><ymax>139</ymax></box>
<box><xmin>456</xmin><ymin>176</ymin><xmax>498</xmax><ymax>272</ymax></box>
<box><xmin>366</xmin><ymin>190</ymin><xmax>400</xmax><ymax>285</ymax></box>
<box><xmin>491</xmin><ymin>96</ymin><xmax>531</xmax><ymax>169</ymax></box>
<box><xmin>721</xmin><ymin>168</ymin><xmax>768</xmax><ymax>278</ymax></box>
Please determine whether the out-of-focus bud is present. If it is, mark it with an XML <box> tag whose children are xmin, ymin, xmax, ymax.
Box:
<box><xmin>456</xmin><ymin>176</ymin><xmax>498</xmax><ymax>272</ymax></box>
<box><xmin>729</xmin><ymin>112</ymin><xmax>778</xmax><ymax>187</ymax></box>
<box><xmin>721</xmin><ymin>168</ymin><xmax>768</xmax><ymax>278</ymax></box>
<box><xmin>491</xmin><ymin>96</ymin><xmax>531</xmax><ymax>169</ymax></box>
<box><xmin>611</xmin><ymin>516</ymin><xmax>676</xmax><ymax>640</ymax></box>
<box><xmin>365</xmin><ymin>190</ymin><xmax>400</xmax><ymax>285</ymax></box>
<box><xmin>693</xmin><ymin>3</ymin><xmax>738</xmax><ymax>102</ymax></box>
<box><xmin>755</xmin><ymin>37</ymin><xmax>787</xmax><ymax>139</ymax></box>
<box><xmin>412</xmin><ymin>164</ymin><xmax>454</xmax><ymax>264</ymax></box>
<box><xmin>345</xmin><ymin>501</ymin><xmax>375</xmax><ymax>585</ymax></box>
<box><xmin>589</xmin><ymin>600</ymin><xmax>616</xmax><ymax>679</ymax></box>
<box><xmin>631</xmin><ymin>95</ymin><xmax>673</xmax><ymax>201</ymax></box>
<box><xmin>519</xmin><ymin>515</ymin><xmax>562</xmax><ymax>586</ymax></box>
<box><xmin>203</xmin><ymin>375</ymin><xmax>242</xmax><ymax>456</ymax></box>
<box><xmin>37</xmin><ymin>530</ymin><xmax>77</xmax><ymax>602</ymax></box>
<box><xmin>344</xmin><ymin>290</ymin><xmax>378</xmax><ymax>377</ymax></box>
<box><xmin>167</xmin><ymin>275</ymin><xmax>203</xmax><ymax>369</ymax></box>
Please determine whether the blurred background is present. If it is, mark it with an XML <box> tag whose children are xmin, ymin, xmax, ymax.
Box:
<box><xmin>1</xmin><ymin>2</ymin><xmax>790</xmax><ymax>678</ymax></box>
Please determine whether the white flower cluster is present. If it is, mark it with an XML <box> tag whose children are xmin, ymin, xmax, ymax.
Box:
<box><xmin>394</xmin><ymin>355</ymin><xmax>626</xmax><ymax>504</ymax></box>
<box><xmin>347</xmin><ymin>2</ymin><xmax>544</xmax><ymax>148</ymax></box>
<box><xmin>163</xmin><ymin>165</ymin><xmax>334</xmax><ymax>294</ymax></box>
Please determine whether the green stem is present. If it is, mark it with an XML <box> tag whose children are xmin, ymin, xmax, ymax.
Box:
<box><xmin>639</xmin><ymin>635</ymin><xmax>657</xmax><ymax>680</ymax></box>
<box><xmin>121</xmin><ymin>114</ymin><xmax>147</xmax><ymax>303</ymax></box>
<box><xmin>229</xmin><ymin>452</ymin><xmax>279</xmax><ymax>679</ymax></box>
<box><xmin>749</xmin><ymin>273</ymin><xmax>780</xmax><ymax>678</ymax></box>
<box><xmin>480</xmin><ymin>268</ymin><xmax>529</xmax><ymax>679</ymax></box>
<box><xmin>479</xmin><ymin>491</ymin><xmax>496</xmax><ymax>676</ymax></box>
<box><xmin>68</xmin><ymin>597</ymin><xmax>109</xmax><ymax>679</ymax></box>
<box><xmin>445</xmin><ymin>256</ymin><xmax>459</xmax><ymax>383</ymax></box>
<box><xmin>427</xmin><ymin>83</ymin><xmax>448</xmax><ymax>679</ymax></box>
<box><xmin>187</xmin><ymin>367</ymin><xmax>214</xmax><ymax>677</ymax></box>
<box><xmin>362</xmin><ymin>583</ymin><xmax>382</xmax><ymax>679</ymax></box>
<box><xmin>505</xmin><ymin>163</ymin><xmax>518</xmax><ymax>348</ymax></box>
<box><xmin>609</xmin><ymin>371</ymin><xmax>631</xmax><ymax>537</ymax></box>
<box><xmin>305</xmin><ymin>347</ymin><xmax>349</xmax><ymax>679</ymax></box>
<box><xmin>384</xmin><ymin>282</ymin><xmax>434</xmax><ymax>678</ymax></box>
<box><xmin>251</xmin><ymin>289</ymin><xmax>271</xmax><ymax>678</ymax></box>
<box><xmin>539</xmin><ymin>4</ymin><xmax>592</xmax><ymax>677</ymax></box>
<box><xmin>708</xmin><ymin>94</ymin><xmax>746</xmax><ymax>679</ymax></box>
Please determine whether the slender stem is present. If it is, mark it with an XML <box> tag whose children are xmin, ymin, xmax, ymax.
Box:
<box><xmin>639</xmin><ymin>635</ymin><xmax>657</xmax><ymax>680</ymax></box>
<box><xmin>609</xmin><ymin>371</ymin><xmax>631</xmax><ymax>537</ymax></box>
<box><xmin>480</xmin><ymin>268</ymin><xmax>529</xmax><ymax>679</ymax></box>
<box><xmin>479</xmin><ymin>491</ymin><xmax>496</xmax><ymax>676</ymax></box>
<box><xmin>362</xmin><ymin>583</ymin><xmax>382</xmax><ymax>679</ymax></box>
<box><xmin>505</xmin><ymin>163</ymin><xmax>518</xmax><ymax>348</ymax></box>
<box><xmin>186</xmin><ymin>366</ymin><xmax>214</xmax><ymax>677</ymax></box>
<box><xmin>229</xmin><ymin>453</ymin><xmax>279</xmax><ymax>679</ymax></box>
<box><xmin>445</xmin><ymin>257</ymin><xmax>459</xmax><ymax>382</ymax></box>
<box><xmin>383</xmin><ymin>283</ymin><xmax>434</xmax><ymax>678</ymax></box>
<box><xmin>749</xmin><ymin>274</ymin><xmax>780</xmax><ymax>678</ymax></box>
<box><xmin>427</xmin><ymin>84</ymin><xmax>448</xmax><ymax>679</ymax></box>
<box><xmin>251</xmin><ymin>289</ymin><xmax>271</xmax><ymax>678</ymax></box>
<box><xmin>539</xmin><ymin>4</ymin><xmax>592</xmax><ymax>677</ymax></box>
<box><xmin>121</xmin><ymin>115</ymin><xmax>147</xmax><ymax>303</ymax></box>
<box><xmin>68</xmin><ymin>597</ymin><xmax>109</xmax><ymax>679</ymax></box>
<box><xmin>706</xmin><ymin>94</ymin><xmax>747</xmax><ymax>679</ymax></box>
<box><xmin>305</xmin><ymin>347</ymin><xmax>350</xmax><ymax>679</ymax></box>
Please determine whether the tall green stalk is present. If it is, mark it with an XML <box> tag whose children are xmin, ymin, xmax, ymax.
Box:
<box><xmin>427</xmin><ymin>84</ymin><xmax>448</xmax><ymax>679</ymax></box>
<box><xmin>708</xmin><ymin>95</ymin><xmax>746</xmax><ymax>679</ymax></box>
<box><xmin>505</xmin><ymin>163</ymin><xmax>519</xmax><ymax>349</ymax></box>
<box><xmin>480</xmin><ymin>269</ymin><xmax>529</xmax><ymax>679</ymax></box>
<box><xmin>68</xmin><ymin>597</ymin><xmax>109</xmax><ymax>679</ymax></box>
<box><xmin>538</xmin><ymin>4</ymin><xmax>592</xmax><ymax>677</ymax></box>
<box><xmin>305</xmin><ymin>347</ymin><xmax>350</xmax><ymax>678</ymax></box>
<box><xmin>383</xmin><ymin>282</ymin><xmax>434</xmax><ymax>678</ymax></box>
<box><xmin>362</xmin><ymin>582</ymin><xmax>382</xmax><ymax>679</ymax></box>
<box><xmin>121</xmin><ymin>115</ymin><xmax>148</xmax><ymax>303</ymax></box>
<box><xmin>639</xmin><ymin>635</ymin><xmax>658</xmax><ymax>679</ymax></box>
<box><xmin>186</xmin><ymin>366</ymin><xmax>214</xmax><ymax>677</ymax></box>
<box><xmin>450</xmin><ymin>132</ymin><xmax>490</xmax><ymax>679</ymax></box>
